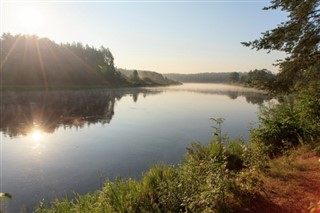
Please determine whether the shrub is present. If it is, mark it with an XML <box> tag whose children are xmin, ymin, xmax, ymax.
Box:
<box><xmin>225</xmin><ymin>140</ymin><xmax>245</xmax><ymax>171</ymax></box>
<box><xmin>251</xmin><ymin>94</ymin><xmax>320</xmax><ymax>156</ymax></box>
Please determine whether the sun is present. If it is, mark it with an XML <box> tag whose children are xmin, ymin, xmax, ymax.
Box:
<box><xmin>18</xmin><ymin>7</ymin><xmax>44</xmax><ymax>33</ymax></box>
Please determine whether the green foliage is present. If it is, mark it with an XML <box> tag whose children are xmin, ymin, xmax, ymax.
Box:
<box><xmin>0</xmin><ymin>193</ymin><xmax>12</xmax><ymax>201</ymax></box>
<box><xmin>295</xmin><ymin>94</ymin><xmax>320</xmax><ymax>135</ymax></box>
<box><xmin>229</xmin><ymin>72</ymin><xmax>240</xmax><ymax>83</ymax></box>
<box><xmin>210</xmin><ymin>117</ymin><xmax>225</xmax><ymax>143</ymax></box>
<box><xmin>251</xmin><ymin>94</ymin><xmax>320</xmax><ymax>155</ymax></box>
<box><xmin>225</xmin><ymin>140</ymin><xmax>245</xmax><ymax>171</ymax></box>
<box><xmin>266</xmin><ymin>152</ymin><xmax>306</xmax><ymax>179</ymax></box>
<box><xmin>242</xmin><ymin>0</ymin><xmax>320</xmax><ymax>93</ymax></box>
<box><xmin>0</xmin><ymin>193</ymin><xmax>12</xmax><ymax>213</ymax></box>
<box><xmin>243</xmin><ymin>69</ymin><xmax>276</xmax><ymax>90</ymax></box>
<box><xmin>35</xmin><ymin>120</ymin><xmax>268</xmax><ymax>213</ymax></box>
<box><xmin>252</xmin><ymin>103</ymin><xmax>303</xmax><ymax>154</ymax></box>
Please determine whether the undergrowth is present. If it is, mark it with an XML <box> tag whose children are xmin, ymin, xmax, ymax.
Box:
<box><xmin>26</xmin><ymin>94</ymin><xmax>320</xmax><ymax>212</ymax></box>
<box><xmin>34</xmin><ymin>119</ymin><xmax>268</xmax><ymax>213</ymax></box>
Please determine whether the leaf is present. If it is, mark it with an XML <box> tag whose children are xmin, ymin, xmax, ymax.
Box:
<box><xmin>0</xmin><ymin>192</ymin><xmax>13</xmax><ymax>200</ymax></box>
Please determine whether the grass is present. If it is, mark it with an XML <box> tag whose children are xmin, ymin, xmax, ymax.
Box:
<box><xmin>32</xmin><ymin>135</ymin><xmax>320</xmax><ymax>213</ymax></box>
<box><xmin>264</xmin><ymin>144</ymin><xmax>319</xmax><ymax>180</ymax></box>
<box><xmin>31</xmin><ymin>137</ymin><xmax>266</xmax><ymax>213</ymax></box>
<box><xmin>9</xmin><ymin>95</ymin><xmax>320</xmax><ymax>212</ymax></box>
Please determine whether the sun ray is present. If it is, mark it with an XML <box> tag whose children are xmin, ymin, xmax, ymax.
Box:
<box><xmin>35</xmin><ymin>39</ymin><xmax>48</xmax><ymax>90</ymax></box>
<box><xmin>0</xmin><ymin>35</ymin><xmax>20</xmax><ymax>68</ymax></box>
<box><xmin>63</xmin><ymin>46</ymin><xmax>102</xmax><ymax>77</ymax></box>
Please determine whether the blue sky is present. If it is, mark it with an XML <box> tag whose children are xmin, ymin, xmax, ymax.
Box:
<box><xmin>2</xmin><ymin>1</ymin><xmax>288</xmax><ymax>73</ymax></box>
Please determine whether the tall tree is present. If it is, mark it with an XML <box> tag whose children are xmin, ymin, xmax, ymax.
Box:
<box><xmin>131</xmin><ymin>70</ymin><xmax>139</xmax><ymax>81</ymax></box>
<box><xmin>99</xmin><ymin>46</ymin><xmax>116</xmax><ymax>78</ymax></box>
<box><xmin>242</xmin><ymin>0</ymin><xmax>320</xmax><ymax>93</ymax></box>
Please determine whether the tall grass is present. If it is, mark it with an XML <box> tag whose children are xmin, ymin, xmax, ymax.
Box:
<box><xmin>34</xmin><ymin>120</ymin><xmax>267</xmax><ymax>213</ymax></box>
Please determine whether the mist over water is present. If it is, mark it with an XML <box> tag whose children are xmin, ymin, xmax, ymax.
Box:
<box><xmin>1</xmin><ymin>84</ymin><xmax>270</xmax><ymax>212</ymax></box>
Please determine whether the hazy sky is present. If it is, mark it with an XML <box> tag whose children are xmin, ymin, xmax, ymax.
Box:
<box><xmin>1</xmin><ymin>1</ymin><xmax>287</xmax><ymax>74</ymax></box>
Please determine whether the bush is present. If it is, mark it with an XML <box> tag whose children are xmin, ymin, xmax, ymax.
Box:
<box><xmin>251</xmin><ymin>94</ymin><xmax>320</xmax><ymax>156</ymax></box>
<box><xmin>225</xmin><ymin>140</ymin><xmax>245</xmax><ymax>171</ymax></box>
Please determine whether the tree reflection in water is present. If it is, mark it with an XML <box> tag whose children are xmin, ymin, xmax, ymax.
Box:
<box><xmin>0</xmin><ymin>85</ymin><xmax>271</xmax><ymax>138</ymax></box>
<box><xmin>0</xmin><ymin>89</ymin><xmax>159</xmax><ymax>137</ymax></box>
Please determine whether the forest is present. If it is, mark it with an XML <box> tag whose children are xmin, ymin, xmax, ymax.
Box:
<box><xmin>0</xmin><ymin>34</ymin><xmax>178</xmax><ymax>88</ymax></box>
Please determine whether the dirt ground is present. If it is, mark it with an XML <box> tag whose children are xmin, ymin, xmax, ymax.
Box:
<box><xmin>238</xmin><ymin>148</ymin><xmax>320</xmax><ymax>213</ymax></box>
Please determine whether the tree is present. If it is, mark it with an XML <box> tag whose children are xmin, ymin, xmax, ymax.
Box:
<box><xmin>99</xmin><ymin>46</ymin><xmax>116</xmax><ymax>78</ymax></box>
<box><xmin>242</xmin><ymin>0</ymin><xmax>320</xmax><ymax>93</ymax></box>
<box><xmin>229</xmin><ymin>72</ymin><xmax>240</xmax><ymax>83</ymax></box>
<box><xmin>131</xmin><ymin>70</ymin><xmax>139</xmax><ymax>81</ymax></box>
<box><xmin>244</xmin><ymin>69</ymin><xmax>276</xmax><ymax>89</ymax></box>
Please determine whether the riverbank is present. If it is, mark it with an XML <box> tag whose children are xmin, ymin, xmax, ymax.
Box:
<box><xmin>1</xmin><ymin>84</ymin><xmax>318</xmax><ymax>212</ymax></box>
<box><xmin>31</xmin><ymin>140</ymin><xmax>320</xmax><ymax>213</ymax></box>
<box><xmin>31</xmin><ymin>94</ymin><xmax>320</xmax><ymax>212</ymax></box>
<box><xmin>0</xmin><ymin>81</ymin><xmax>181</xmax><ymax>92</ymax></box>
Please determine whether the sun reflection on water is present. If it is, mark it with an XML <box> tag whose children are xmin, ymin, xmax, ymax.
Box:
<box><xmin>30</xmin><ymin>129</ymin><xmax>42</xmax><ymax>142</ymax></box>
<box><xmin>28</xmin><ymin>128</ymin><xmax>44</xmax><ymax>150</ymax></box>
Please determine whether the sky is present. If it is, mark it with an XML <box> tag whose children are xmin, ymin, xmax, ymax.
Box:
<box><xmin>1</xmin><ymin>0</ymin><xmax>288</xmax><ymax>74</ymax></box>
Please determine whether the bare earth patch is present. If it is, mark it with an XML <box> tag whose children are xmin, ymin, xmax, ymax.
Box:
<box><xmin>237</xmin><ymin>147</ymin><xmax>320</xmax><ymax>213</ymax></box>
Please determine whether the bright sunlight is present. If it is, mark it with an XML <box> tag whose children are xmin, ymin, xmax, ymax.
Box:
<box><xmin>30</xmin><ymin>129</ymin><xmax>42</xmax><ymax>142</ymax></box>
<box><xmin>17</xmin><ymin>7</ymin><xmax>44</xmax><ymax>33</ymax></box>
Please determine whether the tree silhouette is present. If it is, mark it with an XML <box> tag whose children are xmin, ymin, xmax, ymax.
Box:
<box><xmin>0</xmin><ymin>33</ymin><xmax>127</xmax><ymax>87</ymax></box>
<box><xmin>131</xmin><ymin>70</ymin><xmax>140</xmax><ymax>81</ymax></box>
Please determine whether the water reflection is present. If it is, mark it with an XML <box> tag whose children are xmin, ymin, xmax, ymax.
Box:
<box><xmin>0</xmin><ymin>89</ymin><xmax>160</xmax><ymax>137</ymax></box>
<box><xmin>0</xmin><ymin>84</ymin><xmax>270</xmax><ymax>138</ymax></box>
<box><xmin>30</xmin><ymin>129</ymin><xmax>42</xmax><ymax>142</ymax></box>
<box><xmin>149</xmin><ymin>83</ymin><xmax>272</xmax><ymax>105</ymax></box>
<box><xmin>1</xmin><ymin>84</ymin><xmax>272</xmax><ymax>212</ymax></box>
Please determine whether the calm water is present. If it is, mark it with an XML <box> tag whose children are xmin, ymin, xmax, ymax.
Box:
<box><xmin>0</xmin><ymin>83</ymin><xmax>270</xmax><ymax>212</ymax></box>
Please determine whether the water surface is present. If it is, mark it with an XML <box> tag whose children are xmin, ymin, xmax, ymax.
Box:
<box><xmin>0</xmin><ymin>83</ymin><xmax>270</xmax><ymax>212</ymax></box>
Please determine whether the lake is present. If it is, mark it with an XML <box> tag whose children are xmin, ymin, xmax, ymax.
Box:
<box><xmin>0</xmin><ymin>83</ymin><xmax>270</xmax><ymax>212</ymax></box>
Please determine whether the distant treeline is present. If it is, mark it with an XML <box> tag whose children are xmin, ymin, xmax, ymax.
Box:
<box><xmin>0</xmin><ymin>33</ymin><xmax>177</xmax><ymax>88</ymax></box>
<box><xmin>164</xmin><ymin>72</ymin><xmax>243</xmax><ymax>83</ymax></box>
<box><xmin>165</xmin><ymin>69</ymin><xmax>276</xmax><ymax>90</ymax></box>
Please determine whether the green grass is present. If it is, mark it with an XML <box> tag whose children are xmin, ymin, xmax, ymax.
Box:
<box><xmin>32</xmin><ymin>138</ymin><xmax>266</xmax><ymax>213</ymax></box>
<box><xmin>265</xmin><ymin>144</ymin><xmax>319</xmax><ymax>180</ymax></box>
